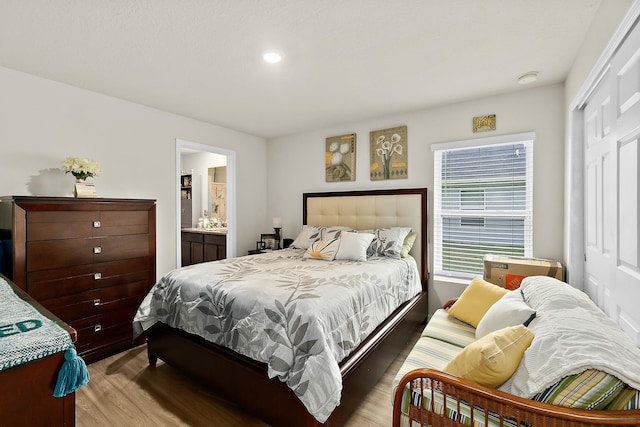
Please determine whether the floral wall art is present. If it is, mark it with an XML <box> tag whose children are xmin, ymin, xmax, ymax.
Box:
<box><xmin>325</xmin><ymin>133</ymin><xmax>356</xmax><ymax>182</ymax></box>
<box><xmin>370</xmin><ymin>125</ymin><xmax>408</xmax><ymax>180</ymax></box>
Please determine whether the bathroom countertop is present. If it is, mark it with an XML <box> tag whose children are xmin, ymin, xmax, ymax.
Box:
<box><xmin>181</xmin><ymin>227</ymin><xmax>227</xmax><ymax>235</ymax></box>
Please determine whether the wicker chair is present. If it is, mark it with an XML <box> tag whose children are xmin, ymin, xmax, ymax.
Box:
<box><xmin>393</xmin><ymin>368</ymin><xmax>640</xmax><ymax>427</ymax></box>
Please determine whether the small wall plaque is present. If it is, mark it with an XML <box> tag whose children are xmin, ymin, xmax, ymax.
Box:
<box><xmin>473</xmin><ymin>114</ymin><xmax>496</xmax><ymax>132</ymax></box>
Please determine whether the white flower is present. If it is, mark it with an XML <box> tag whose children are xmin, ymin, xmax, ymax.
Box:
<box><xmin>393</xmin><ymin>144</ymin><xmax>403</xmax><ymax>155</ymax></box>
<box><xmin>376</xmin><ymin>135</ymin><xmax>385</xmax><ymax>144</ymax></box>
<box><xmin>61</xmin><ymin>156</ymin><xmax>102</xmax><ymax>180</ymax></box>
<box><xmin>391</xmin><ymin>133</ymin><xmax>401</xmax><ymax>143</ymax></box>
<box><xmin>331</xmin><ymin>152</ymin><xmax>343</xmax><ymax>165</ymax></box>
<box><xmin>376</xmin><ymin>148</ymin><xmax>386</xmax><ymax>158</ymax></box>
<box><xmin>381</xmin><ymin>140</ymin><xmax>391</xmax><ymax>150</ymax></box>
<box><xmin>329</xmin><ymin>141</ymin><xmax>339</xmax><ymax>152</ymax></box>
<box><xmin>339</xmin><ymin>143</ymin><xmax>350</xmax><ymax>154</ymax></box>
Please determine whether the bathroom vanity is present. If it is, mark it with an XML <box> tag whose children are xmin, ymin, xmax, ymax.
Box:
<box><xmin>181</xmin><ymin>228</ymin><xmax>226</xmax><ymax>266</ymax></box>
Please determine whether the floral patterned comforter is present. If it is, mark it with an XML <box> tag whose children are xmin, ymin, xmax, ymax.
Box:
<box><xmin>133</xmin><ymin>248</ymin><xmax>422</xmax><ymax>423</ymax></box>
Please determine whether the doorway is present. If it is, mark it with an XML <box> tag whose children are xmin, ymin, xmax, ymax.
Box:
<box><xmin>176</xmin><ymin>139</ymin><xmax>236</xmax><ymax>266</ymax></box>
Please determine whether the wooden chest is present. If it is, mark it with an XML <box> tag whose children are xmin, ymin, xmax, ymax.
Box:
<box><xmin>0</xmin><ymin>196</ymin><xmax>156</xmax><ymax>362</ymax></box>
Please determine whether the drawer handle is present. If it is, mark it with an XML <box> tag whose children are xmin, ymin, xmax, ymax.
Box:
<box><xmin>93</xmin><ymin>246</ymin><xmax>102</xmax><ymax>254</ymax></box>
<box><xmin>93</xmin><ymin>299</ymin><xmax>101</xmax><ymax>306</ymax></box>
<box><xmin>94</xmin><ymin>324</ymin><xmax>102</xmax><ymax>332</ymax></box>
<box><xmin>93</xmin><ymin>221</ymin><xmax>101</xmax><ymax>228</ymax></box>
<box><xmin>94</xmin><ymin>272</ymin><xmax>102</xmax><ymax>280</ymax></box>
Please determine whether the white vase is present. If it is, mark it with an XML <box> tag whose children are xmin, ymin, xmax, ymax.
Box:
<box><xmin>74</xmin><ymin>178</ymin><xmax>96</xmax><ymax>198</ymax></box>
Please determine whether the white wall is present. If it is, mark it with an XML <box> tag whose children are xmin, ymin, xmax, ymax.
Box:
<box><xmin>0</xmin><ymin>66</ymin><xmax>268</xmax><ymax>278</ymax></box>
<box><xmin>267</xmin><ymin>84</ymin><xmax>565</xmax><ymax>314</ymax></box>
<box><xmin>565</xmin><ymin>1</ymin><xmax>633</xmax><ymax>104</ymax></box>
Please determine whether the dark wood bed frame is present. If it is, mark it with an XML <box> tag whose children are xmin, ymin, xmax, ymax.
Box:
<box><xmin>145</xmin><ymin>188</ymin><xmax>429</xmax><ymax>426</ymax></box>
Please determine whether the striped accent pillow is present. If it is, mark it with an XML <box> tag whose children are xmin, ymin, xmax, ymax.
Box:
<box><xmin>533</xmin><ymin>369</ymin><xmax>625</xmax><ymax>410</ymax></box>
<box><xmin>303</xmin><ymin>239</ymin><xmax>340</xmax><ymax>261</ymax></box>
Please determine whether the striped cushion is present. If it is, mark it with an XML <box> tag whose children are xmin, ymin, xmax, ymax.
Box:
<box><xmin>606</xmin><ymin>384</ymin><xmax>640</xmax><ymax>410</ymax></box>
<box><xmin>533</xmin><ymin>369</ymin><xmax>625</xmax><ymax>410</ymax></box>
<box><xmin>392</xmin><ymin>336</ymin><xmax>463</xmax><ymax>395</ymax></box>
<box><xmin>422</xmin><ymin>309</ymin><xmax>477</xmax><ymax>348</ymax></box>
<box><xmin>396</xmin><ymin>384</ymin><xmax>521</xmax><ymax>427</ymax></box>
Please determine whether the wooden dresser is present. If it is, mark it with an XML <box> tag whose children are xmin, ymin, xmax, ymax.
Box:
<box><xmin>0</xmin><ymin>196</ymin><xmax>156</xmax><ymax>363</ymax></box>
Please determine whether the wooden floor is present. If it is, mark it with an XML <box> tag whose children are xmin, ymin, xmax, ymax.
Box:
<box><xmin>76</xmin><ymin>329</ymin><xmax>420</xmax><ymax>427</ymax></box>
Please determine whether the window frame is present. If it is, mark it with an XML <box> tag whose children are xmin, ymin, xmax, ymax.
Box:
<box><xmin>432</xmin><ymin>132</ymin><xmax>534</xmax><ymax>280</ymax></box>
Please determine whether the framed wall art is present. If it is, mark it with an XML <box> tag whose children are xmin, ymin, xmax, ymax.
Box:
<box><xmin>473</xmin><ymin>114</ymin><xmax>496</xmax><ymax>132</ymax></box>
<box><xmin>326</xmin><ymin>133</ymin><xmax>356</xmax><ymax>182</ymax></box>
<box><xmin>370</xmin><ymin>125</ymin><xmax>408</xmax><ymax>180</ymax></box>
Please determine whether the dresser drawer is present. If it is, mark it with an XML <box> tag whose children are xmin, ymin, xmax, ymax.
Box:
<box><xmin>72</xmin><ymin>305</ymin><xmax>138</xmax><ymax>353</ymax></box>
<box><xmin>26</xmin><ymin>210</ymin><xmax>149</xmax><ymax>241</ymax></box>
<box><xmin>96</xmin><ymin>210</ymin><xmax>149</xmax><ymax>236</ymax></box>
<box><xmin>26</xmin><ymin>234</ymin><xmax>149</xmax><ymax>272</ymax></box>
<box><xmin>27</xmin><ymin>257</ymin><xmax>150</xmax><ymax>300</ymax></box>
<box><xmin>27</xmin><ymin>211</ymin><xmax>97</xmax><ymax>241</ymax></box>
<box><xmin>39</xmin><ymin>280</ymin><xmax>150</xmax><ymax>322</ymax></box>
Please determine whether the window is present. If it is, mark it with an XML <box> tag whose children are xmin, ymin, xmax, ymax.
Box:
<box><xmin>460</xmin><ymin>189</ymin><xmax>485</xmax><ymax>210</ymax></box>
<box><xmin>432</xmin><ymin>132</ymin><xmax>534</xmax><ymax>278</ymax></box>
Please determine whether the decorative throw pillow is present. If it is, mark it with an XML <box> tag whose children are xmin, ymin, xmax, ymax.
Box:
<box><xmin>364</xmin><ymin>227</ymin><xmax>412</xmax><ymax>259</ymax></box>
<box><xmin>303</xmin><ymin>239</ymin><xmax>340</xmax><ymax>261</ymax></box>
<box><xmin>335</xmin><ymin>232</ymin><xmax>374</xmax><ymax>262</ymax></box>
<box><xmin>475</xmin><ymin>290</ymin><xmax>536</xmax><ymax>339</ymax></box>
<box><xmin>448</xmin><ymin>277</ymin><xmax>509</xmax><ymax>328</ymax></box>
<box><xmin>321</xmin><ymin>226</ymin><xmax>354</xmax><ymax>241</ymax></box>
<box><xmin>400</xmin><ymin>231</ymin><xmax>417</xmax><ymax>258</ymax></box>
<box><xmin>443</xmin><ymin>324</ymin><xmax>534</xmax><ymax>388</ymax></box>
<box><xmin>291</xmin><ymin>225</ymin><xmax>324</xmax><ymax>249</ymax></box>
<box><xmin>291</xmin><ymin>225</ymin><xmax>354</xmax><ymax>249</ymax></box>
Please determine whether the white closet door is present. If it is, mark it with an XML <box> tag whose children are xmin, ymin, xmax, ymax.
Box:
<box><xmin>584</xmin><ymin>19</ymin><xmax>640</xmax><ymax>346</ymax></box>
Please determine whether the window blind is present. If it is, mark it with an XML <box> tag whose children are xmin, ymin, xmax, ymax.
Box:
<box><xmin>433</xmin><ymin>134</ymin><xmax>534</xmax><ymax>279</ymax></box>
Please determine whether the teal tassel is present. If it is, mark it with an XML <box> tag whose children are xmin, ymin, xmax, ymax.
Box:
<box><xmin>54</xmin><ymin>347</ymin><xmax>90</xmax><ymax>398</ymax></box>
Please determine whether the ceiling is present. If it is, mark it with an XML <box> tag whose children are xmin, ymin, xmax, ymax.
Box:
<box><xmin>0</xmin><ymin>0</ymin><xmax>604</xmax><ymax>139</ymax></box>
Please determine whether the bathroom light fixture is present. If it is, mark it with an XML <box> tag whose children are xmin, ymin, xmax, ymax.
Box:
<box><xmin>263</xmin><ymin>52</ymin><xmax>282</xmax><ymax>63</ymax></box>
<box><xmin>517</xmin><ymin>71</ymin><xmax>539</xmax><ymax>84</ymax></box>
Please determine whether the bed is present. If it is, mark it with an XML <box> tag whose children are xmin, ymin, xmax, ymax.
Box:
<box><xmin>135</xmin><ymin>188</ymin><xmax>429</xmax><ymax>426</ymax></box>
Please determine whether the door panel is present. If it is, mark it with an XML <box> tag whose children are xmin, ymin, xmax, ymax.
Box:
<box><xmin>584</xmin><ymin>20</ymin><xmax>640</xmax><ymax>346</ymax></box>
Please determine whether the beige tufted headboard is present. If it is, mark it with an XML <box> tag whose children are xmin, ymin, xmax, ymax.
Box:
<box><xmin>303</xmin><ymin>188</ymin><xmax>428</xmax><ymax>289</ymax></box>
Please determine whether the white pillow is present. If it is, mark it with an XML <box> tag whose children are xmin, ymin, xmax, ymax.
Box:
<box><xmin>363</xmin><ymin>227</ymin><xmax>412</xmax><ymax>259</ymax></box>
<box><xmin>335</xmin><ymin>232</ymin><xmax>374</xmax><ymax>262</ymax></box>
<box><xmin>475</xmin><ymin>290</ymin><xmax>536</xmax><ymax>339</ymax></box>
<box><xmin>290</xmin><ymin>225</ymin><xmax>353</xmax><ymax>249</ymax></box>
<box><xmin>321</xmin><ymin>226</ymin><xmax>354</xmax><ymax>240</ymax></box>
<box><xmin>290</xmin><ymin>225</ymin><xmax>324</xmax><ymax>249</ymax></box>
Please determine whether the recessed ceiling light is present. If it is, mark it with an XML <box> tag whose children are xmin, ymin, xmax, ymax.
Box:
<box><xmin>517</xmin><ymin>71</ymin><xmax>539</xmax><ymax>84</ymax></box>
<box><xmin>263</xmin><ymin>52</ymin><xmax>282</xmax><ymax>64</ymax></box>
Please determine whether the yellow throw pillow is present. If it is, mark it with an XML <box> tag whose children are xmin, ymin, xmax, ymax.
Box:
<box><xmin>443</xmin><ymin>324</ymin><xmax>534</xmax><ymax>388</ymax></box>
<box><xmin>448</xmin><ymin>277</ymin><xmax>509</xmax><ymax>327</ymax></box>
<box><xmin>400</xmin><ymin>231</ymin><xmax>417</xmax><ymax>258</ymax></box>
